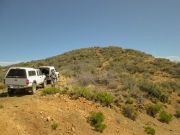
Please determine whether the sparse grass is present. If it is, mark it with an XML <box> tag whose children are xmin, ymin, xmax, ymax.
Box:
<box><xmin>146</xmin><ymin>104</ymin><xmax>162</xmax><ymax>117</ymax></box>
<box><xmin>159</xmin><ymin>111</ymin><xmax>173</xmax><ymax>124</ymax></box>
<box><xmin>175</xmin><ymin>110</ymin><xmax>180</xmax><ymax>118</ymax></box>
<box><xmin>108</xmin><ymin>82</ymin><xmax>118</xmax><ymax>89</ymax></box>
<box><xmin>51</xmin><ymin>122</ymin><xmax>59</xmax><ymax>130</ymax></box>
<box><xmin>87</xmin><ymin>111</ymin><xmax>106</xmax><ymax>133</ymax></box>
<box><xmin>144</xmin><ymin>126</ymin><xmax>155</xmax><ymax>135</ymax></box>
<box><xmin>122</xmin><ymin>105</ymin><xmax>138</xmax><ymax>120</ymax></box>
<box><xmin>41</xmin><ymin>87</ymin><xmax>66</xmax><ymax>96</ymax></box>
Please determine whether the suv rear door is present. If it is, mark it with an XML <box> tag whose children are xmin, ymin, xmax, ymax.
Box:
<box><xmin>36</xmin><ymin>69</ymin><xmax>44</xmax><ymax>84</ymax></box>
<box><xmin>5</xmin><ymin>69</ymin><xmax>27</xmax><ymax>86</ymax></box>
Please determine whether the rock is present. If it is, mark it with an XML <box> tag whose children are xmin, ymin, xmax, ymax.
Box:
<box><xmin>71</xmin><ymin>127</ymin><xmax>75</xmax><ymax>132</ymax></box>
<box><xmin>46</xmin><ymin>117</ymin><xmax>51</xmax><ymax>122</ymax></box>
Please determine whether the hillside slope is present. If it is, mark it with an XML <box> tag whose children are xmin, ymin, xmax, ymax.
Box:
<box><xmin>3</xmin><ymin>46</ymin><xmax>180</xmax><ymax>98</ymax></box>
<box><xmin>0</xmin><ymin>46</ymin><xmax>180</xmax><ymax>135</ymax></box>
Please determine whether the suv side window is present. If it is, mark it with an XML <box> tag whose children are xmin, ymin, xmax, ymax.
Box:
<box><xmin>39</xmin><ymin>70</ymin><xmax>42</xmax><ymax>75</ymax></box>
<box><xmin>37</xmin><ymin>70</ymin><xmax>42</xmax><ymax>76</ymax></box>
<box><xmin>28</xmin><ymin>71</ymin><xmax>36</xmax><ymax>76</ymax></box>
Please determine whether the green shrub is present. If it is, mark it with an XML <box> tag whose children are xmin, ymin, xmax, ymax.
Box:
<box><xmin>71</xmin><ymin>87</ymin><xmax>93</xmax><ymax>100</ymax></box>
<box><xmin>87</xmin><ymin>111</ymin><xmax>106</xmax><ymax>133</ymax></box>
<box><xmin>122</xmin><ymin>105</ymin><xmax>138</xmax><ymax>120</ymax></box>
<box><xmin>41</xmin><ymin>88</ymin><xmax>65</xmax><ymax>96</ymax></box>
<box><xmin>146</xmin><ymin>104</ymin><xmax>162</xmax><ymax>117</ymax></box>
<box><xmin>144</xmin><ymin>126</ymin><xmax>155</xmax><ymax>135</ymax></box>
<box><xmin>139</xmin><ymin>81</ymin><xmax>169</xmax><ymax>103</ymax></box>
<box><xmin>139</xmin><ymin>81</ymin><xmax>161</xmax><ymax>99</ymax></box>
<box><xmin>175</xmin><ymin>110</ymin><xmax>180</xmax><ymax>118</ymax></box>
<box><xmin>125</xmin><ymin>97</ymin><xmax>134</xmax><ymax>104</ymax></box>
<box><xmin>159</xmin><ymin>111</ymin><xmax>173</xmax><ymax>124</ymax></box>
<box><xmin>68</xmin><ymin>87</ymin><xmax>114</xmax><ymax>106</ymax></box>
<box><xmin>94</xmin><ymin>91</ymin><xmax>114</xmax><ymax>106</ymax></box>
<box><xmin>51</xmin><ymin>122</ymin><xmax>59</xmax><ymax>130</ymax></box>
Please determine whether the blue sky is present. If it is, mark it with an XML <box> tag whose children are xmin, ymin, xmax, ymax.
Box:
<box><xmin>0</xmin><ymin>0</ymin><xmax>180</xmax><ymax>65</ymax></box>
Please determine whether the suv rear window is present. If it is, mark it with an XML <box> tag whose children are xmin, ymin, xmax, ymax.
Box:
<box><xmin>6</xmin><ymin>69</ymin><xmax>26</xmax><ymax>78</ymax></box>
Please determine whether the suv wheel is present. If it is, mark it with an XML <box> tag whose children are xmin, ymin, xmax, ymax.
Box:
<box><xmin>8</xmin><ymin>88</ymin><xmax>14</xmax><ymax>96</ymax></box>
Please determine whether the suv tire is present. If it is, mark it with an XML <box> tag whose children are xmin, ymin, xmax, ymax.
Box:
<box><xmin>7</xmin><ymin>88</ymin><xmax>14</xmax><ymax>96</ymax></box>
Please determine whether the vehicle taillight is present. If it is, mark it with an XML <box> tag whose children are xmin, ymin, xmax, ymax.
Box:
<box><xmin>26</xmin><ymin>79</ymin><xmax>29</xmax><ymax>85</ymax></box>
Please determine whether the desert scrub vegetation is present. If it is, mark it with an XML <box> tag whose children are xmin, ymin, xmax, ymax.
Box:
<box><xmin>87</xmin><ymin>111</ymin><xmax>106</xmax><ymax>133</ymax></box>
<box><xmin>94</xmin><ymin>91</ymin><xmax>114</xmax><ymax>106</ymax></box>
<box><xmin>42</xmin><ymin>86</ymin><xmax>114</xmax><ymax>107</ymax></box>
<box><xmin>144</xmin><ymin>126</ymin><xmax>155</xmax><ymax>135</ymax></box>
<box><xmin>1</xmin><ymin>47</ymin><xmax>180</xmax><ymax>96</ymax></box>
<box><xmin>139</xmin><ymin>81</ymin><xmax>161</xmax><ymax>97</ymax></box>
<box><xmin>160</xmin><ymin>80</ymin><xmax>180</xmax><ymax>93</ymax></box>
<box><xmin>139</xmin><ymin>80</ymin><xmax>169</xmax><ymax>103</ymax></box>
<box><xmin>68</xmin><ymin>86</ymin><xmax>93</xmax><ymax>100</ymax></box>
<box><xmin>51</xmin><ymin>122</ymin><xmax>59</xmax><ymax>130</ymax></box>
<box><xmin>68</xmin><ymin>86</ymin><xmax>114</xmax><ymax>106</ymax></box>
<box><xmin>146</xmin><ymin>104</ymin><xmax>162</xmax><ymax>117</ymax></box>
<box><xmin>122</xmin><ymin>105</ymin><xmax>138</xmax><ymax>120</ymax></box>
<box><xmin>125</xmin><ymin>97</ymin><xmax>134</xmax><ymax>104</ymax></box>
<box><xmin>41</xmin><ymin>87</ymin><xmax>66</xmax><ymax>96</ymax></box>
<box><xmin>159</xmin><ymin>111</ymin><xmax>173</xmax><ymax>124</ymax></box>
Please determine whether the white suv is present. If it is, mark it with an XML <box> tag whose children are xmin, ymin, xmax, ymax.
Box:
<box><xmin>4</xmin><ymin>67</ymin><xmax>46</xmax><ymax>95</ymax></box>
<box><xmin>39</xmin><ymin>66</ymin><xmax>59</xmax><ymax>83</ymax></box>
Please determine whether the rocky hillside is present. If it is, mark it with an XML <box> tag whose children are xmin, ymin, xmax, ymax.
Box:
<box><xmin>0</xmin><ymin>46</ymin><xmax>180</xmax><ymax>135</ymax></box>
<box><xmin>2</xmin><ymin>46</ymin><xmax>180</xmax><ymax>96</ymax></box>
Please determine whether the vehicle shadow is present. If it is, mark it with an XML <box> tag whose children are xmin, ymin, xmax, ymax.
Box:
<box><xmin>0</xmin><ymin>90</ymin><xmax>30</xmax><ymax>98</ymax></box>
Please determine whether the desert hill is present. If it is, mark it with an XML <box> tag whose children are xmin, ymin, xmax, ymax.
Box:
<box><xmin>0</xmin><ymin>46</ymin><xmax>180</xmax><ymax>135</ymax></box>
